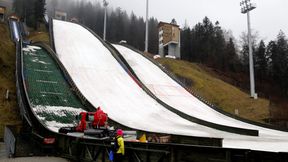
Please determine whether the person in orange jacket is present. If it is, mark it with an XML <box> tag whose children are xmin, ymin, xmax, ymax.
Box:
<box><xmin>114</xmin><ymin>129</ymin><xmax>125</xmax><ymax>162</ymax></box>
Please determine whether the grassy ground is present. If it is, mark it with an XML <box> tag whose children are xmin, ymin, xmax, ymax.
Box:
<box><xmin>157</xmin><ymin>58</ymin><xmax>269</xmax><ymax>123</ymax></box>
<box><xmin>0</xmin><ymin>22</ymin><xmax>22</xmax><ymax>138</ymax></box>
<box><xmin>27</xmin><ymin>23</ymin><xmax>50</xmax><ymax>45</ymax></box>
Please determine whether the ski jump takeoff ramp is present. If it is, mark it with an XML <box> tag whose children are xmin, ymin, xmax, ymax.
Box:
<box><xmin>52</xmin><ymin>19</ymin><xmax>288</xmax><ymax>152</ymax></box>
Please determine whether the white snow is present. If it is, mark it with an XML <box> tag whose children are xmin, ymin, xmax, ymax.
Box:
<box><xmin>113</xmin><ymin>44</ymin><xmax>288</xmax><ymax>152</ymax></box>
<box><xmin>23</xmin><ymin>45</ymin><xmax>41</xmax><ymax>53</ymax></box>
<box><xmin>46</xmin><ymin>121</ymin><xmax>75</xmax><ymax>133</ymax></box>
<box><xmin>32</xmin><ymin>105</ymin><xmax>85</xmax><ymax>132</ymax></box>
<box><xmin>153</xmin><ymin>55</ymin><xmax>161</xmax><ymax>59</ymax></box>
<box><xmin>53</xmin><ymin>20</ymin><xmax>240</xmax><ymax>138</ymax></box>
<box><xmin>23</xmin><ymin>45</ymin><xmax>41</xmax><ymax>54</ymax></box>
<box><xmin>165</xmin><ymin>55</ymin><xmax>176</xmax><ymax>59</ymax></box>
<box><xmin>52</xmin><ymin>19</ymin><xmax>288</xmax><ymax>152</ymax></box>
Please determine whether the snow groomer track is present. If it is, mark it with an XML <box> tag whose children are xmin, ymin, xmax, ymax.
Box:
<box><xmin>51</xmin><ymin>18</ymin><xmax>288</xmax><ymax>153</ymax></box>
<box><xmin>9</xmin><ymin>17</ymin><xmax>288</xmax><ymax>161</ymax></box>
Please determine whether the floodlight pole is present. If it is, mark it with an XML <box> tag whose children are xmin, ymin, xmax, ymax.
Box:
<box><xmin>240</xmin><ymin>0</ymin><xmax>257</xmax><ymax>99</ymax></box>
<box><xmin>103</xmin><ymin>0</ymin><xmax>109</xmax><ymax>41</ymax></box>
<box><xmin>145</xmin><ymin>0</ymin><xmax>149</xmax><ymax>52</ymax></box>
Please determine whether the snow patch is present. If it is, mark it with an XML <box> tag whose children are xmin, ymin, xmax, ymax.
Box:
<box><xmin>46</xmin><ymin>121</ymin><xmax>75</xmax><ymax>133</ymax></box>
<box><xmin>23</xmin><ymin>45</ymin><xmax>41</xmax><ymax>53</ymax></box>
<box><xmin>33</xmin><ymin>105</ymin><xmax>86</xmax><ymax>132</ymax></box>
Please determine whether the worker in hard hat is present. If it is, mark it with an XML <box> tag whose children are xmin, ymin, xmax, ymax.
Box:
<box><xmin>114</xmin><ymin>129</ymin><xmax>125</xmax><ymax>162</ymax></box>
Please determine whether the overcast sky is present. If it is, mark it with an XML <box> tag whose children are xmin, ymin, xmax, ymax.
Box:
<box><xmin>105</xmin><ymin>0</ymin><xmax>288</xmax><ymax>42</ymax></box>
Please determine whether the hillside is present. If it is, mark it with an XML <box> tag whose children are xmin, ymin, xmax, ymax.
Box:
<box><xmin>157</xmin><ymin>58</ymin><xmax>270</xmax><ymax>123</ymax></box>
<box><xmin>27</xmin><ymin>24</ymin><xmax>50</xmax><ymax>45</ymax></box>
<box><xmin>0</xmin><ymin>22</ymin><xmax>22</xmax><ymax>138</ymax></box>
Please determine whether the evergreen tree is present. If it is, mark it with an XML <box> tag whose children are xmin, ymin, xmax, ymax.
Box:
<box><xmin>128</xmin><ymin>12</ymin><xmax>138</xmax><ymax>48</ymax></box>
<box><xmin>213</xmin><ymin>21</ymin><xmax>226</xmax><ymax>69</ymax></box>
<box><xmin>255</xmin><ymin>40</ymin><xmax>267</xmax><ymax>81</ymax></box>
<box><xmin>271</xmin><ymin>31</ymin><xmax>288</xmax><ymax>95</ymax></box>
<box><xmin>13</xmin><ymin>0</ymin><xmax>25</xmax><ymax>18</ymax></box>
<box><xmin>13</xmin><ymin>0</ymin><xmax>46</xmax><ymax>29</ymax></box>
<box><xmin>225</xmin><ymin>38</ymin><xmax>238</xmax><ymax>72</ymax></box>
<box><xmin>148</xmin><ymin>17</ymin><xmax>159</xmax><ymax>54</ymax></box>
<box><xmin>34</xmin><ymin>0</ymin><xmax>46</xmax><ymax>27</ymax></box>
<box><xmin>266</xmin><ymin>41</ymin><xmax>277</xmax><ymax>77</ymax></box>
<box><xmin>180</xmin><ymin>27</ymin><xmax>192</xmax><ymax>60</ymax></box>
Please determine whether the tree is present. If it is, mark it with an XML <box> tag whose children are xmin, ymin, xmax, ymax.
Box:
<box><xmin>181</xmin><ymin>26</ymin><xmax>192</xmax><ymax>60</ymax></box>
<box><xmin>270</xmin><ymin>31</ymin><xmax>288</xmax><ymax>95</ymax></box>
<box><xmin>13</xmin><ymin>0</ymin><xmax>25</xmax><ymax>18</ymax></box>
<box><xmin>213</xmin><ymin>21</ymin><xmax>226</xmax><ymax>69</ymax></box>
<box><xmin>34</xmin><ymin>0</ymin><xmax>46</xmax><ymax>27</ymax></box>
<box><xmin>13</xmin><ymin>0</ymin><xmax>46</xmax><ymax>29</ymax></box>
<box><xmin>266</xmin><ymin>41</ymin><xmax>277</xmax><ymax>77</ymax></box>
<box><xmin>171</xmin><ymin>18</ymin><xmax>177</xmax><ymax>25</ymax></box>
<box><xmin>148</xmin><ymin>17</ymin><xmax>159</xmax><ymax>54</ymax></box>
<box><xmin>255</xmin><ymin>40</ymin><xmax>267</xmax><ymax>81</ymax></box>
<box><xmin>225</xmin><ymin>38</ymin><xmax>238</xmax><ymax>72</ymax></box>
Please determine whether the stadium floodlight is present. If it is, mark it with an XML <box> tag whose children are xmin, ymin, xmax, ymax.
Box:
<box><xmin>103</xmin><ymin>0</ymin><xmax>109</xmax><ymax>41</ymax></box>
<box><xmin>240</xmin><ymin>0</ymin><xmax>257</xmax><ymax>99</ymax></box>
<box><xmin>145</xmin><ymin>0</ymin><xmax>149</xmax><ymax>52</ymax></box>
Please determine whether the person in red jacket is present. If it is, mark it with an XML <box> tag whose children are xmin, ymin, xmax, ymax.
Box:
<box><xmin>75</xmin><ymin>112</ymin><xmax>87</xmax><ymax>132</ymax></box>
<box><xmin>92</xmin><ymin>107</ymin><xmax>108</xmax><ymax>128</ymax></box>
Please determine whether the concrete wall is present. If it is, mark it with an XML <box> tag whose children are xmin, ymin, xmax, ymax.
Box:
<box><xmin>168</xmin><ymin>43</ymin><xmax>181</xmax><ymax>58</ymax></box>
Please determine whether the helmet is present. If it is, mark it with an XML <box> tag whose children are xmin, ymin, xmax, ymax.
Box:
<box><xmin>116</xmin><ymin>129</ymin><xmax>123</xmax><ymax>136</ymax></box>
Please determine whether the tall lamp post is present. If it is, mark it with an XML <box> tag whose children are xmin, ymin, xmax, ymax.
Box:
<box><xmin>144</xmin><ymin>0</ymin><xmax>149</xmax><ymax>52</ymax></box>
<box><xmin>240</xmin><ymin>0</ymin><xmax>257</xmax><ymax>99</ymax></box>
<box><xmin>103</xmin><ymin>0</ymin><xmax>109</xmax><ymax>41</ymax></box>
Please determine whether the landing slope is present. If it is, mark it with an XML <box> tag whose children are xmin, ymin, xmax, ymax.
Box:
<box><xmin>52</xmin><ymin>19</ymin><xmax>288</xmax><ymax>152</ymax></box>
<box><xmin>113</xmin><ymin>44</ymin><xmax>288</xmax><ymax>152</ymax></box>
<box><xmin>52</xmin><ymin>19</ymin><xmax>241</xmax><ymax>138</ymax></box>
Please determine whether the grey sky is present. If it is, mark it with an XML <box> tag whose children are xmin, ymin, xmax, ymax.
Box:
<box><xmin>106</xmin><ymin>0</ymin><xmax>288</xmax><ymax>42</ymax></box>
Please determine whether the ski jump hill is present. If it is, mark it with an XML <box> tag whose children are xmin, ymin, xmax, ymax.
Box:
<box><xmin>8</xmin><ymin>17</ymin><xmax>288</xmax><ymax>161</ymax></box>
<box><xmin>51</xmin><ymin>19</ymin><xmax>288</xmax><ymax>152</ymax></box>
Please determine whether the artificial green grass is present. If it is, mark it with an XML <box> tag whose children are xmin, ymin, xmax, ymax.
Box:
<box><xmin>23</xmin><ymin>46</ymin><xmax>84</xmax><ymax>124</ymax></box>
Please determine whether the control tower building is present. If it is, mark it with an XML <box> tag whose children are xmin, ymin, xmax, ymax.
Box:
<box><xmin>158</xmin><ymin>21</ymin><xmax>181</xmax><ymax>58</ymax></box>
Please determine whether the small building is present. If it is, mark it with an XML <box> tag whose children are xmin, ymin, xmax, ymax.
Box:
<box><xmin>158</xmin><ymin>21</ymin><xmax>181</xmax><ymax>58</ymax></box>
<box><xmin>0</xmin><ymin>6</ymin><xmax>5</xmax><ymax>22</ymax></box>
<box><xmin>55</xmin><ymin>10</ymin><xmax>67</xmax><ymax>21</ymax></box>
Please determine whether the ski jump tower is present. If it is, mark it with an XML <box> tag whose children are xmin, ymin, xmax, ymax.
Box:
<box><xmin>158</xmin><ymin>21</ymin><xmax>181</xmax><ymax>58</ymax></box>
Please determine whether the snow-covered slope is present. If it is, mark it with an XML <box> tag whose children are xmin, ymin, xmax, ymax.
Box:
<box><xmin>113</xmin><ymin>44</ymin><xmax>288</xmax><ymax>137</ymax></box>
<box><xmin>113</xmin><ymin>44</ymin><xmax>288</xmax><ymax>152</ymax></box>
<box><xmin>52</xmin><ymin>20</ymin><xmax>238</xmax><ymax>138</ymax></box>
<box><xmin>52</xmin><ymin>19</ymin><xmax>288</xmax><ymax>152</ymax></box>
